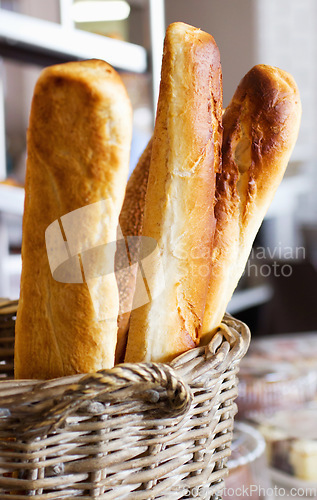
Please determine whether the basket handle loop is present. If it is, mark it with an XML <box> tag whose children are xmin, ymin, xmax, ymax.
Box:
<box><xmin>40</xmin><ymin>363</ymin><xmax>192</xmax><ymax>433</ymax></box>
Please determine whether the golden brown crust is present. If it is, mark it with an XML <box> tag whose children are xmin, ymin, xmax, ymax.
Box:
<box><xmin>124</xmin><ymin>22</ymin><xmax>222</xmax><ymax>363</ymax></box>
<box><xmin>202</xmin><ymin>64</ymin><xmax>302</xmax><ymax>339</ymax></box>
<box><xmin>115</xmin><ymin>138</ymin><xmax>152</xmax><ymax>363</ymax></box>
<box><xmin>15</xmin><ymin>59</ymin><xmax>132</xmax><ymax>379</ymax></box>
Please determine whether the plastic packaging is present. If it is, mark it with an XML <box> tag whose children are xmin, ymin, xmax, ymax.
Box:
<box><xmin>258</xmin><ymin>404</ymin><xmax>317</xmax><ymax>482</ymax></box>
<box><xmin>236</xmin><ymin>333</ymin><xmax>317</xmax><ymax>419</ymax></box>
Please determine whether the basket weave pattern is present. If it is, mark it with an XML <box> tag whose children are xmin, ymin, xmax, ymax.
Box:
<box><xmin>0</xmin><ymin>300</ymin><xmax>250</xmax><ymax>499</ymax></box>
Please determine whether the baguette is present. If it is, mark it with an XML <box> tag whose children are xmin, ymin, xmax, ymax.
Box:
<box><xmin>202</xmin><ymin>64</ymin><xmax>302</xmax><ymax>339</ymax></box>
<box><xmin>124</xmin><ymin>22</ymin><xmax>222</xmax><ymax>363</ymax></box>
<box><xmin>15</xmin><ymin>59</ymin><xmax>132</xmax><ymax>379</ymax></box>
<box><xmin>115</xmin><ymin>138</ymin><xmax>152</xmax><ymax>363</ymax></box>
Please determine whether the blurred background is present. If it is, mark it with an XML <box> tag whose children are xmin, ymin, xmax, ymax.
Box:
<box><xmin>0</xmin><ymin>2</ymin><xmax>317</xmax><ymax>497</ymax></box>
<box><xmin>1</xmin><ymin>0</ymin><xmax>317</xmax><ymax>334</ymax></box>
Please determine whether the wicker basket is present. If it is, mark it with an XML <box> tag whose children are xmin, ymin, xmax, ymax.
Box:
<box><xmin>0</xmin><ymin>299</ymin><xmax>250</xmax><ymax>499</ymax></box>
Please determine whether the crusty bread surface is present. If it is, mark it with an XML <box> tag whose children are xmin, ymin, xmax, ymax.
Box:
<box><xmin>124</xmin><ymin>22</ymin><xmax>223</xmax><ymax>363</ymax></box>
<box><xmin>202</xmin><ymin>64</ymin><xmax>302</xmax><ymax>340</ymax></box>
<box><xmin>115</xmin><ymin>138</ymin><xmax>152</xmax><ymax>363</ymax></box>
<box><xmin>15</xmin><ymin>59</ymin><xmax>132</xmax><ymax>379</ymax></box>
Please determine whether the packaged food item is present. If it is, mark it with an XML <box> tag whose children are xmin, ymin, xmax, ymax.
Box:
<box><xmin>237</xmin><ymin>360</ymin><xmax>316</xmax><ymax>419</ymax></box>
<box><xmin>258</xmin><ymin>404</ymin><xmax>317</xmax><ymax>482</ymax></box>
<box><xmin>244</xmin><ymin>333</ymin><xmax>317</xmax><ymax>369</ymax></box>
<box><xmin>236</xmin><ymin>334</ymin><xmax>317</xmax><ymax>419</ymax></box>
